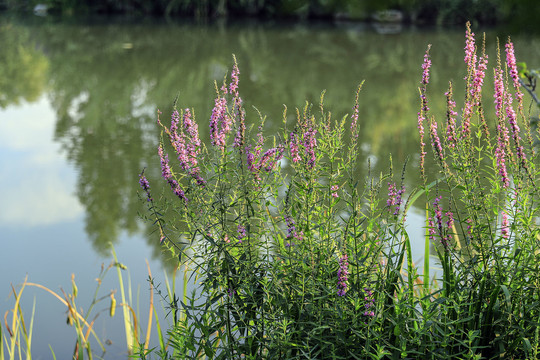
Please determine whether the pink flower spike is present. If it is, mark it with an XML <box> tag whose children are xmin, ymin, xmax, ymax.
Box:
<box><xmin>505</xmin><ymin>41</ymin><xmax>520</xmax><ymax>91</ymax></box>
<box><xmin>501</xmin><ymin>211</ymin><xmax>510</xmax><ymax>239</ymax></box>
<box><xmin>464</xmin><ymin>22</ymin><xmax>477</xmax><ymax>71</ymax></box>
<box><xmin>421</xmin><ymin>45</ymin><xmax>432</xmax><ymax>88</ymax></box>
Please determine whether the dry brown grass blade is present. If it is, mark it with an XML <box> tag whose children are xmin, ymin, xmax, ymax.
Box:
<box><xmin>4</xmin><ymin>308</ymin><xmax>13</xmax><ymax>337</ymax></box>
<box><xmin>24</xmin><ymin>282</ymin><xmax>105</xmax><ymax>352</ymax></box>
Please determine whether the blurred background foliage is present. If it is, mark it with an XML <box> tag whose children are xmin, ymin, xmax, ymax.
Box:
<box><xmin>0</xmin><ymin>23</ymin><xmax>48</xmax><ymax>107</ymax></box>
<box><xmin>1</xmin><ymin>0</ymin><xmax>539</xmax><ymax>31</ymax></box>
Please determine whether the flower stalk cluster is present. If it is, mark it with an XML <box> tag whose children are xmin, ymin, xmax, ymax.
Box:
<box><xmin>289</xmin><ymin>107</ymin><xmax>318</xmax><ymax>170</ymax></box>
<box><xmin>428</xmin><ymin>196</ymin><xmax>454</xmax><ymax>250</ymax></box>
<box><xmin>337</xmin><ymin>254</ymin><xmax>349</xmax><ymax>297</ymax></box>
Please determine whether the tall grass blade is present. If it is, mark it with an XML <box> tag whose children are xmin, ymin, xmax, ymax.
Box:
<box><xmin>0</xmin><ymin>316</ymin><xmax>4</xmax><ymax>360</ymax></box>
<box><xmin>23</xmin><ymin>299</ymin><xmax>36</xmax><ymax>360</ymax></box>
<box><xmin>48</xmin><ymin>345</ymin><xmax>56</xmax><ymax>360</ymax></box>
<box><xmin>423</xmin><ymin>202</ymin><xmax>430</xmax><ymax>295</ymax></box>
<box><xmin>111</xmin><ymin>246</ymin><xmax>136</xmax><ymax>353</ymax></box>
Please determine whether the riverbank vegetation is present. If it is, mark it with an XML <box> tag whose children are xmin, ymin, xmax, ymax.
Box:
<box><xmin>137</xmin><ymin>22</ymin><xmax>539</xmax><ymax>358</ymax></box>
<box><xmin>1</xmin><ymin>0</ymin><xmax>539</xmax><ymax>30</ymax></box>
<box><xmin>2</xmin><ymin>22</ymin><xmax>540</xmax><ymax>359</ymax></box>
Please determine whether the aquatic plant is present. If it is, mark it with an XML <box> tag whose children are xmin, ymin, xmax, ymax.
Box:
<box><xmin>1</xmin><ymin>248</ymin><xmax>177</xmax><ymax>359</ymax></box>
<box><xmin>137</xmin><ymin>21</ymin><xmax>539</xmax><ymax>359</ymax></box>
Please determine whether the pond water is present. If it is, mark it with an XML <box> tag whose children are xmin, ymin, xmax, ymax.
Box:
<box><xmin>1</xmin><ymin>15</ymin><xmax>539</xmax><ymax>358</ymax></box>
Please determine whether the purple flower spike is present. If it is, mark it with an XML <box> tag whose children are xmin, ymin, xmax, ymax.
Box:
<box><xmin>464</xmin><ymin>22</ymin><xmax>477</xmax><ymax>71</ymax></box>
<box><xmin>505</xmin><ymin>93</ymin><xmax>527</xmax><ymax>167</ymax></box>
<box><xmin>445</xmin><ymin>84</ymin><xmax>458</xmax><ymax>149</ymax></box>
<box><xmin>505</xmin><ymin>41</ymin><xmax>521</xmax><ymax>92</ymax></box>
<box><xmin>494</xmin><ymin>68</ymin><xmax>505</xmax><ymax>119</ymax></box>
<box><xmin>237</xmin><ymin>224</ymin><xmax>247</xmax><ymax>243</ymax></box>
<box><xmin>210</xmin><ymin>96</ymin><xmax>232</xmax><ymax>152</ymax></box>
<box><xmin>337</xmin><ymin>254</ymin><xmax>349</xmax><ymax>297</ymax></box>
<box><xmin>501</xmin><ymin>211</ymin><xmax>510</xmax><ymax>239</ymax></box>
<box><xmin>350</xmin><ymin>84</ymin><xmax>362</xmax><ymax>137</ymax></box>
<box><xmin>363</xmin><ymin>288</ymin><xmax>375</xmax><ymax>318</ymax></box>
<box><xmin>421</xmin><ymin>47</ymin><xmax>432</xmax><ymax>87</ymax></box>
<box><xmin>229</xmin><ymin>57</ymin><xmax>240</xmax><ymax>95</ymax></box>
<box><xmin>429</xmin><ymin>117</ymin><xmax>444</xmax><ymax>164</ymax></box>
<box><xmin>158</xmin><ymin>145</ymin><xmax>172</xmax><ymax>180</ymax></box>
<box><xmin>428</xmin><ymin>196</ymin><xmax>454</xmax><ymax>250</ymax></box>
<box><xmin>138</xmin><ymin>171</ymin><xmax>153</xmax><ymax>202</ymax></box>
<box><xmin>289</xmin><ymin>132</ymin><xmax>301</xmax><ymax>163</ymax></box>
<box><xmin>331</xmin><ymin>185</ymin><xmax>339</xmax><ymax>198</ymax></box>
<box><xmin>418</xmin><ymin>44</ymin><xmax>431</xmax><ymax>180</ymax></box>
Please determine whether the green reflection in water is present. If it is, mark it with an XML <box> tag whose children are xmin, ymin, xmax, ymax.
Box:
<box><xmin>0</xmin><ymin>23</ymin><xmax>49</xmax><ymax>107</ymax></box>
<box><xmin>4</xmin><ymin>17</ymin><xmax>540</xmax><ymax>266</ymax></box>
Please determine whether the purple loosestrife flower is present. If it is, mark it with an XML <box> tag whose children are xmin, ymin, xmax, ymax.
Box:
<box><xmin>171</xmin><ymin>111</ymin><xmax>190</xmax><ymax>169</ymax></box>
<box><xmin>288</xmin><ymin>113</ymin><xmax>318</xmax><ymax>170</ymax></box>
<box><xmin>304</xmin><ymin>125</ymin><xmax>317</xmax><ymax>169</ymax></box>
<box><xmin>289</xmin><ymin>131</ymin><xmax>301</xmax><ymax>163</ymax></box>
<box><xmin>463</xmin><ymin>55</ymin><xmax>488</xmax><ymax>139</ymax></box>
<box><xmin>418</xmin><ymin>45</ymin><xmax>431</xmax><ymax>180</ymax></box>
<box><xmin>233</xmin><ymin>107</ymin><xmax>246</xmax><ymax>150</ymax></box>
<box><xmin>421</xmin><ymin>47</ymin><xmax>432</xmax><ymax>86</ymax></box>
<box><xmin>505</xmin><ymin>40</ymin><xmax>528</xmax><ymax>150</ymax></box>
<box><xmin>138</xmin><ymin>171</ymin><xmax>153</xmax><ymax>202</ymax></box>
<box><xmin>387</xmin><ymin>182</ymin><xmax>397</xmax><ymax>207</ymax></box>
<box><xmin>363</xmin><ymin>288</ymin><xmax>375</xmax><ymax>318</ymax></box>
<box><xmin>494</xmin><ymin>67</ymin><xmax>505</xmax><ymax>120</ymax></box>
<box><xmin>445</xmin><ymin>84</ymin><xmax>458</xmax><ymax>149</ymax></box>
<box><xmin>229</xmin><ymin>56</ymin><xmax>240</xmax><ymax>95</ymax></box>
<box><xmin>505</xmin><ymin>41</ymin><xmax>522</xmax><ymax>99</ymax></box>
<box><xmin>496</xmin><ymin>120</ymin><xmax>510</xmax><ymax>189</ymax></box>
<box><xmin>229</xmin><ymin>57</ymin><xmax>246</xmax><ymax>150</ymax></box>
<box><xmin>246</xmin><ymin>146</ymin><xmax>257</xmax><ymax>173</ymax></box>
<box><xmin>429</xmin><ymin>117</ymin><xmax>445</xmax><ymax>164</ymax></box>
<box><xmin>331</xmin><ymin>185</ymin><xmax>339</xmax><ymax>198</ymax></box>
<box><xmin>284</xmin><ymin>215</ymin><xmax>302</xmax><ymax>247</ymax></box>
<box><xmin>259</xmin><ymin>146</ymin><xmax>285</xmax><ymax>172</ymax></box>
<box><xmin>461</xmin><ymin>101</ymin><xmax>474</xmax><ymax>139</ymax></box>
<box><xmin>387</xmin><ymin>182</ymin><xmax>405</xmax><ymax>215</ymax></box>
<box><xmin>465</xmin><ymin>219</ymin><xmax>473</xmax><ymax>238</ymax></box>
<box><xmin>183</xmin><ymin>109</ymin><xmax>201</xmax><ymax>159</ymax></box>
<box><xmin>460</xmin><ymin>23</ymin><xmax>480</xmax><ymax>140</ymax></box>
<box><xmin>237</xmin><ymin>224</ymin><xmax>246</xmax><ymax>243</ymax></box>
<box><xmin>246</xmin><ymin>128</ymin><xmax>285</xmax><ymax>183</ymax></box>
<box><xmin>158</xmin><ymin>144</ymin><xmax>172</xmax><ymax>179</ymax></box>
<box><xmin>494</xmin><ymin>60</ymin><xmax>511</xmax><ymax>188</ymax></box>
<box><xmin>501</xmin><ymin>211</ymin><xmax>510</xmax><ymax>239</ymax></box>
<box><xmin>472</xmin><ymin>56</ymin><xmax>488</xmax><ymax>98</ymax></box>
<box><xmin>170</xmin><ymin>109</ymin><xmax>181</xmax><ymax>144</ymax></box>
<box><xmin>505</xmin><ymin>93</ymin><xmax>527</xmax><ymax>167</ymax></box>
<box><xmin>210</xmin><ymin>95</ymin><xmax>232</xmax><ymax>152</ymax></box>
<box><xmin>428</xmin><ymin>196</ymin><xmax>452</xmax><ymax>250</ymax></box>
<box><xmin>337</xmin><ymin>254</ymin><xmax>349</xmax><ymax>297</ymax></box>
<box><xmin>350</xmin><ymin>84</ymin><xmax>363</xmax><ymax>138</ymax></box>
<box><xmin>464</xmin><ymin>22</ymin><xmax>477</xmax><ymax>72</ymax></box>
<box><xmin>181</xmin><ymin>109</ymin><xmax>206</xmax><ymax>186</ymax></box>
<box><xmin>285</xmin><ymin>216</ymin><xmax>295</xmax><ymax>238</ymax></box>
<box><xmin>158</xmin><ymin>144</ymin><xmax>188</xmax><ymax>202</ymax></box>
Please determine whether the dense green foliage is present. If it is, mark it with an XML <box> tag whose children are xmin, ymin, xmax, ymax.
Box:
<box><xmin>134</xmin><ymin>23</ymin><xmax>540</xmax><ymax>358</ymax></box>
